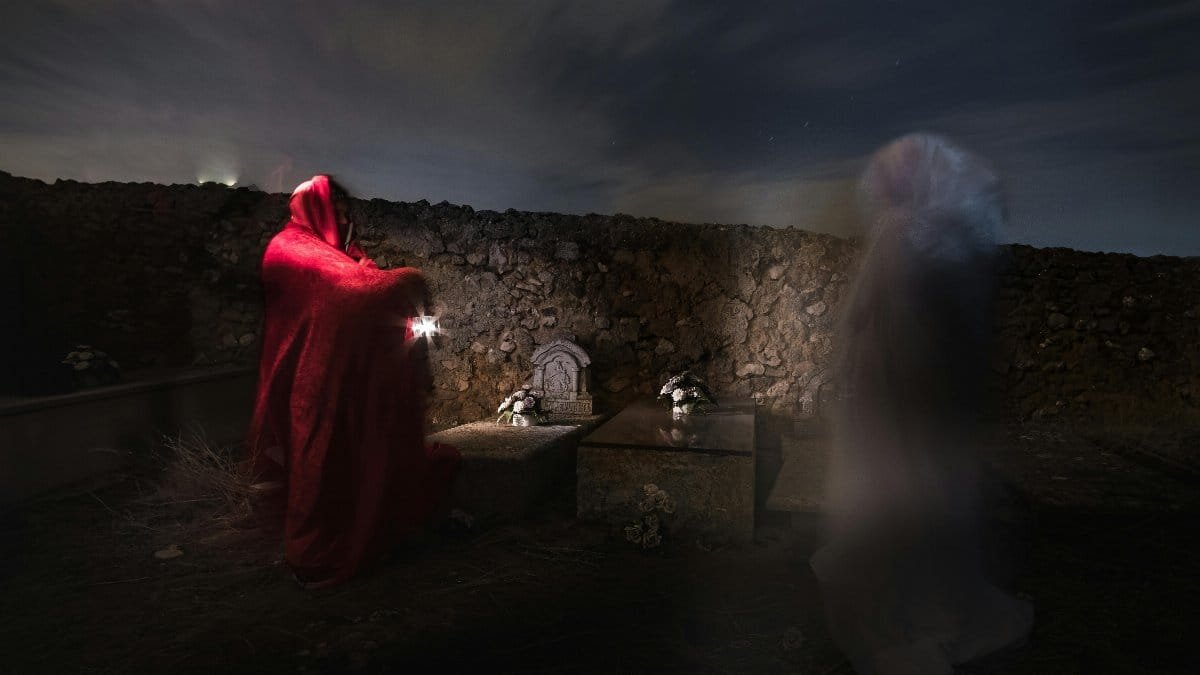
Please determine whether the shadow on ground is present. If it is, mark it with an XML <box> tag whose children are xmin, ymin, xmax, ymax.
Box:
<box><xmin>1</xmin><ymin>423</ymin><xmax>1197</xmax><ymax>674</ymax></box>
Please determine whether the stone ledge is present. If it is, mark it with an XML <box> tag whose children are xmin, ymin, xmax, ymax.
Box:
<box><xmin>1</xmin><ymin>366</ymin><xmax>258</xmax><ymax>506</ymax></box>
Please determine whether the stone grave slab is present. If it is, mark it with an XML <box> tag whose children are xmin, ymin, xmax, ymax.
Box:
<box><xmin>428</xmin><ymin>416</ymin><xmax>604</xmax><ymax>524</ymax></box>
<box><xmin>576</xmin><ymin>398</ymin><xmax>756</xmax><ymax>545</ymax></box>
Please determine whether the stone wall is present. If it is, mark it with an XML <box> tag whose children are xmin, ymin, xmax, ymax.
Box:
<box><xmin>995</xmin><ymin>245</ymin><xmax>1200</xmax><ymax>424</ymax></box>
<box><xmin>4</xmin><ymin>172</ymin><xmax>1197</xmax><ymax>427</ymax></box>
<box><xmin>1</xmin><ymin>173</ymin><xmax>282</xmax><ymax>377</ymax></box>
<box><xmin>358</xmin><ymin>199</ymin><xmax>857</xmax><ymax>427</ymax></box>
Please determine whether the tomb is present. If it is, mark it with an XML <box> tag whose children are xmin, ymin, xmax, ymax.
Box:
<box><xmin>576</xmin><ymin>398</ymin><xmax>757</xmax><ymax>545</ymax></box>
<box><xmin>429</xmin><ymin>336</ymin><xmax>603</xmax><ymax>523</ymax></box>
<box><xmin>430</xmin><ymin>418</ymin><xmax>603</xmax><ymax>524</ymax></box>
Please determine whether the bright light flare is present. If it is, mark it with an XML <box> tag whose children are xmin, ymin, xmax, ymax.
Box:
<box><xmin>196</xmin><ymin>172</ymin><xmax>238</xmax><ymax>187</ymax></box>
<box><xmin>196</xmin><ymin>151</ymin><xmax>240</xmax><ymax>187</ymax></box>
<box><xmin>411</xmin><ymin>315</ymin><xmax>440</xmax><ymax>339</ymax></box>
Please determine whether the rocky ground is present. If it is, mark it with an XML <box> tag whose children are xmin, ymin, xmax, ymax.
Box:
<box><xmin>1</xmin><ymin>422</ymin><xmax>1197</xmax><ymax>674</ymax></box>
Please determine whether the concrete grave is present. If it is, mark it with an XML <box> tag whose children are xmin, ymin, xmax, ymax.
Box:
<box><xmin>576</xmin><ymin>398</ymin><xmax>757</xmax><ymax>545</ymax></box>
<box><xmin>429</xmin><ymin>416</ymin><xmax>603</xmax><ymax>524</ymax></box>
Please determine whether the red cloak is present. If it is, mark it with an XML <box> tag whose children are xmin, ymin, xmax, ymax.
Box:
<box><xmin>247</xmin><ymin>175</ymin><xmax>459</xmax><ymax>588</ymax></box>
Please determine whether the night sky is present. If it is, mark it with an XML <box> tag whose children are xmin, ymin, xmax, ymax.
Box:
<box><xmin>3</xmin><ymin>1</ymin><xmax>1198</xmax><ymax>255</ymax></box>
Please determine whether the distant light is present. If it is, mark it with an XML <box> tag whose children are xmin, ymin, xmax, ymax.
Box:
<box><xmin>196</xmin><ymin>172</ymin><xmax>238</xmax><ymax>187</ymax></box>
<box><xmin>196</xmin><ymin>153</ymin><xmax>240</xmax><ymax>187</ymax></box>
<box><xmin>412</xmin><ymin>315</ymin><xmax>440</xmax><ymax>339</ymax></box>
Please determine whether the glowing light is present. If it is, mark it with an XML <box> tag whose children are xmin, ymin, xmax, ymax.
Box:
<box><xmin>196</xmin><ymin>172</ymin><xmax>238</xmax><ymax>187</ymax></box>
<box><xmin>412</xmin><ymin>315</ymin><xmax>440</xmax><ymax>339</ymax></box>
<box><xmin>196</xmin><ymin>151</ymin><xmax>240</xmax><ymax>187</ymax></box>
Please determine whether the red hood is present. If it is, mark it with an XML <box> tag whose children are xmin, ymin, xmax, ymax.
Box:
<box><xmin>288</xmin><ymin>174</ymin><xmax>343</xmax><ymax>249</ymax></box>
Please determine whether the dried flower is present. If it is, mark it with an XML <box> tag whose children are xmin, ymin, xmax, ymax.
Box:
<box><xmin>642</xmin><ymin>513</ymin><xmax>659</xmax><ymax>532</ymax></box>
<box><xmin>626</xmin><ymin>485</ymin><xmax>673</xmax><ymax>549</ymax></box>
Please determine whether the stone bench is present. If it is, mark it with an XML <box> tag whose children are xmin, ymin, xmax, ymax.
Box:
<box><xmin>427</xmin><ymin>416</ymin><xmax>604</xmax><ymax>524</ymax></box>
<box><xmin>576</xmin><ymin>398</ymin><xmax>757</xmax><ymax>545</ymax></box>
<box><xmin>0</xmin><ymin>365</ymin><xmax>257</xmax><ymax>505</ymax></box>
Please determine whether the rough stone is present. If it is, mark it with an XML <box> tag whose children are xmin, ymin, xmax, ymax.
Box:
<box><xmin>9</xmin><ymin>174</ymin><xmax>1196</xmax><ymax>430</ymax></box>
<box><xmin>757</xmin><ymin>349</ymin><xmax>782</xmax><ymax>368</ymax></box>
<box><xmin>736</xmin><ymin>363</ymin><xmax>766</xmax><ymax>378</ymax></box>
<box><xmin>555</xmin><ymin>241</ymin><xmax>581</xmax><ymax>261</ymax></box>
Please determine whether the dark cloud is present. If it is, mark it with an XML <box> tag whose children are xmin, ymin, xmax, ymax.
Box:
<box><xmin>2</xmin><ymin>0</ymin><xmax>1197</xmax><ymax>254</ymax></box>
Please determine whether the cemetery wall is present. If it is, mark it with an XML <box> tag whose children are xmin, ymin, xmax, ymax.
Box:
<box><xmin>4</xmin><ymin>172</ymin><xmax>1197</xmax><ymax>428</ymax></box>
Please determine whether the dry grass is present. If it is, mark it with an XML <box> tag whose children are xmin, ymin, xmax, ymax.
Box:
<box><xmin>145</xmin><ymin>428</ymin><xmax>258</xmax><ymax>523</ymax></box>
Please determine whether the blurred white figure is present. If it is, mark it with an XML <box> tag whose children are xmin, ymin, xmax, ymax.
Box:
<box><xmin>811</xmin><ymin>134</ymin><xmax>1033</xmax><ymax>675</ymax></box>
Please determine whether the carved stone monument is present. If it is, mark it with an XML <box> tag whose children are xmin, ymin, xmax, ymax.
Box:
<box><xmin>530</xmin><ymin>338</ymin><xmax>592</xmax><ymax>417</ymax></box>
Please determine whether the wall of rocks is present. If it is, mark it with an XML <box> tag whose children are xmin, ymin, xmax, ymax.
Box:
<box><xmin>995</xmin><ymin>245</ymin><xmax>1200</xmax><ymax>425</ymax></box>
<box><xmin>4</xmin><ymin>171</ymin><xmax>1197</xmax><ymax>428</ymax></box>
<box><xmin>1</xmin><ymin>172</ymin><xmax>284</xmax><ymax>378</ymax></box>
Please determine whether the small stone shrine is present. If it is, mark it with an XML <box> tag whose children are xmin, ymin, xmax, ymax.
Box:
<box><xmin>530</xmin><ymin>338</ymin><xmax>592</xmax><ymax>417</ymax></box>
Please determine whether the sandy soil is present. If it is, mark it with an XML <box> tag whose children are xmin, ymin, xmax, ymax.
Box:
<box><xmin>1</xmin><ymin>422</ymin><xmax>1197</xmax><ymax>674</ymax></box>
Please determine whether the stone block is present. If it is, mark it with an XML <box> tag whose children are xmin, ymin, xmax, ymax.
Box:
<box><xmin>576</xmin><ymin>399</ymin><xmax>756</xmax><ymax>545</ymax></box>
<box><xmin>428</xmin><ymin>416</ymin><xmax>604</xmax><ymax>524</ymax></box>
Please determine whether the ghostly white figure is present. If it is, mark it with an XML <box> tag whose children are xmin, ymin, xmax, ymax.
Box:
<box><xmin>811</xmin><ymin>134</ymin><xmax>1033</xmax><ymax>675</ymax></box>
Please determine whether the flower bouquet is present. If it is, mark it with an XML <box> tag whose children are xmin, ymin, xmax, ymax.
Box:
<box><xmin>496</xmin><ymin>384</ymin><xmax>550</xmax><ymax>426</ymax></box>
<box><xmin>658</xmin><ymin>370</ymin><xmax>717</xmax><ymax>417</ymax></box>
<box><xmin>62</xmin><ymin>345</ymin><xmax>122</xmax><ymax>388</ymax></box>
<box><xmin>624</xmin><ymin>483</ymin><xmax>676</xmax><ymax>549</ymax></box>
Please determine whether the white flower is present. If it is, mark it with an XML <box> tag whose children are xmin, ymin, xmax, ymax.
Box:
<box><xmin>497</xmin><ymin>395</ymin><xmax>514</xmax><ymax>414</ymax></box>
<box><xmin>514</xmin><ymin>390</ymin><xmax>527</xmax><ymax>400</ymax></box>
<box><xmin>672</xmin><ymin>388</ymin><xmax>687</xmax><ymax>402</ymax></box>
<box><xmin>660</xmin><ymin>382</ymin><xmax>674</xmax><ymax>396</ymax></box>
<box><xmin>513</xmin><ymin>399</ymin><xmax>529</xmax><ymax>413</ymax></box>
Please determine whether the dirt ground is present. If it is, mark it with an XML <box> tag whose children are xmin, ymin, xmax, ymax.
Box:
<box><xmin>2</xmin><ymin>422</ymin><xmax>1198</xmax><ymax>674</ymax></box>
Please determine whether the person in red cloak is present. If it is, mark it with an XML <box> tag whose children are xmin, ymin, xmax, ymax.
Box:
<box><xmin>247</xmin><ymin>174</ymin><xmax>460</xmax><ymax>589</ymax></box>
